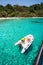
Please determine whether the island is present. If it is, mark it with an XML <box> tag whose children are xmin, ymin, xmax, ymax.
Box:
<box><xmin>0</xmin><ymin>3</ymin><xmax>43</xmax><ymax>17</ymax></box>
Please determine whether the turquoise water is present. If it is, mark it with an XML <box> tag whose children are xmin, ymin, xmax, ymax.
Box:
<box><xmin>0</xmin><ymin>18</ymin><xmax>43</xmax><ymax>65</ymax></box>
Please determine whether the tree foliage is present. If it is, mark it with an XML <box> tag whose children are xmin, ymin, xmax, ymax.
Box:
<box><xmin>0</xmin><ymin>3</ymin><xmax>43</xmax><ymax>17</ymax></box>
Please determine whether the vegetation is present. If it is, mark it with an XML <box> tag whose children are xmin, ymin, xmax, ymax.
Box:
<box><xmin>0</xmin><ymin>3</ymin><xmax>43</xmax><ymax>17</ymax></box>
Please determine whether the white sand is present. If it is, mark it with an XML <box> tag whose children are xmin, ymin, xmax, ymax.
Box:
<box><xmin>0</xmin><ymin>17</ymin><xmax>43</xmax><ymax>19</ymax></box>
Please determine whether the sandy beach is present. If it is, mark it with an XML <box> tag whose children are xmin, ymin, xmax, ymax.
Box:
<box><xmin>0</xmin><ymin>17</ymin><xmax>43</xmax><ymax>20</ymax></box>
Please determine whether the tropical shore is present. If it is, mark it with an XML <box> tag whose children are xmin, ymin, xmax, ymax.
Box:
<box><xmin>0</xmin><ymin>17</ymin><xmax>43</xmax><ymax>20</ymax></box>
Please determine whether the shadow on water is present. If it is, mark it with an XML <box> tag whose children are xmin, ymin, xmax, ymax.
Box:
<box><xmin>18</xmin><ymin>44</ymin><xmax>23</xmax><ymax>50</ymax></box>
<box><xmin>24</xmin><ymin>44</ymin><xmax>33</xmax><ymax>55</ymax></box>
<box><xmin>18</xmin><ymin>44</ymin><xmax>33</xmax><ymax>55</ymax></box>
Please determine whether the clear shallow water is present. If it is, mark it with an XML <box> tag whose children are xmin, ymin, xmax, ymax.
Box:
<box><xmin>0</xmin><ymin>18</ymin><xmax>43</xmax><ymax>65</ymax></box>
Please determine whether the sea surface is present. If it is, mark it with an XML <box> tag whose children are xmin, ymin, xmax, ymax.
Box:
<box><xmin>0</xmin><ymin>18</ymin><xmax>43</xmax><ymax>65</ymax></box>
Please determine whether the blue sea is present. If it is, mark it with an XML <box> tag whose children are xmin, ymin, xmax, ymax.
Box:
<box><xmin>0</xmin><ymin>18</ymin><xmax>43</xmax><ymax>65</ymax></box>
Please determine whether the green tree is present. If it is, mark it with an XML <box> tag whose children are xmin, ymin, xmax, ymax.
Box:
<box><xmin>0</xmin><ymin>11</ymin><xmax>7</xmax><ymax>17</ymax></box>
<box><xmin>4</xmin><ymin>4</ymin><xmax>13</xmax><ymax>14</ymax></box>
<box><xmin>8</xmin><ymin>12</ymin><xmax>15</xmax><ymax>17</ymax></box>
<box><xmin>0</xmin><ymin>5</ymin><xmax>4</xmax><ymax>11</ymax></box>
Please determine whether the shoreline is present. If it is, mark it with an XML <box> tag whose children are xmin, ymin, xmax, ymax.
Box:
<box><xmin>0</xmin><ymin>17</ymin><xmax>43</xmax><ymax>19</ymax></box>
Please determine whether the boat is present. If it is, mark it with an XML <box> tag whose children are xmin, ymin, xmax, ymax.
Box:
<box><xmin>34</xmin><ymin>42</ymin><xmax>43</xmax><ymax>65</ymax></box>
<box><xmin>14</xmin><ymin>34</ymin><xmax>34</xmax><ymax>53</ymax></box>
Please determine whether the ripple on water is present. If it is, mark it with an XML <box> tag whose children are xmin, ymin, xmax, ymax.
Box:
<box><xmin>0</xmin><ymin>18</ymin><xmax>43</xmax><ymax>65</ymax></box>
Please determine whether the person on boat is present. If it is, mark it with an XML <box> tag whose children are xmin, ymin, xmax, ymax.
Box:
<box><xmin>21</xmin><ymin>37</ymin><xmax>30</xmax><ymax>43</ymax></box>
<box><xmin>27</xmin><ymin>38</ymin><xmax>30</xmax><ymax>42</ymax></box>
<box><xmin>18</xmin><ymin>38</ymin><xmax>25</xmax><ymax>49</ymax></box>
<box><xmin>21</xmin><ymin>38</ymin><xmax>25</xmax><ymax>44</ymax></box>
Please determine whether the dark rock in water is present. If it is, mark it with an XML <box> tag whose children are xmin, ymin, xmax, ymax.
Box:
<box><xmin>32</xmin><ymin>21</ymin><xmax>39</xmax><ymax>23</ymax></box>
<box><xmin>32</xmin><ymin>21</ymin><xmax>43</xmax><ymax>23</ymax></box>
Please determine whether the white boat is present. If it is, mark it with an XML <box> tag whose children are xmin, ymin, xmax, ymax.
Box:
<box><xmin>14</xmin><ymin>34</ymin><xmax>34</xmax><ymax>53</ymax></box>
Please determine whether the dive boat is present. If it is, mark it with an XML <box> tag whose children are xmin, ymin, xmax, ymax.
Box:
<box><xmin>34</xmin><ymin>42</ymin><xmax>43</xmax><ymax>65</ymax></box>
<box><xmin>14</xmin><ymin>34</ymin><xmax>34</xmax><ymax>53</ymax></box>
